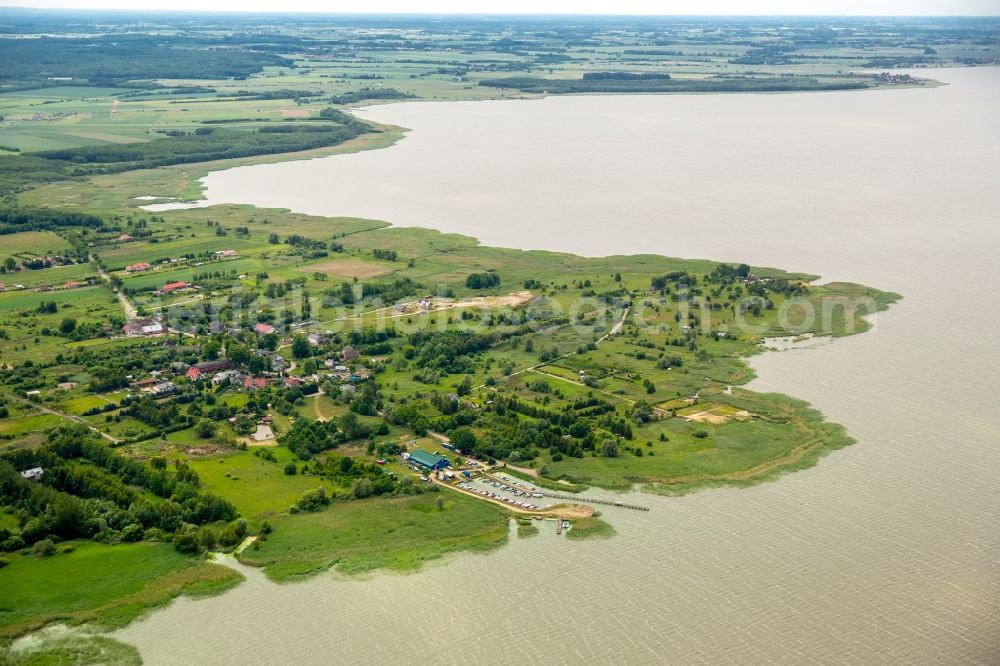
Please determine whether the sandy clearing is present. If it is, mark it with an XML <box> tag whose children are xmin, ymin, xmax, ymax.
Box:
<box><xmin>299</xmin><ymin>259</ymin><xmax>391</xmax><ymax>279</ymax></box>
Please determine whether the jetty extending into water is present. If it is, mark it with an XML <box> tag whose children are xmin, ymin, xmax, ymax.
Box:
<box><xmin>541</xmin><ymin>492</ymin><xmax>649</xmax><ymax>512</ymax></box>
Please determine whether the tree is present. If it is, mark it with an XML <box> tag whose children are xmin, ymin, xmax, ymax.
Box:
<box><xmin>233</xmin><ymin>414</ymin><xmax>254</xmax><ymax>435</ymax></box>
<box><xmin>456</xmin><ymin>375</ymin><xmax>472</xmax><ymax>396</ymax></box>
<box><xmin>291</xmin><ymin>335</ymin><xmax>310</xmax><ymax>359</ymax></box>
<box><xmin>352</xmin><ymin>477</ymin><xmax>372</xmax><ymax>499</ymax></box>
<box><xmin>194</xmin><ymin>419</ymin><xmax>216</xmax><ymax>439</ymax></box>
<box><xmin>197</xmin><ymin>526</ymin><xmax>217</xmax><ymax>550</ymax></box>
<box><xmin>296</xmin><ymin>487</ymin><xmax>330</xmax><ymax>512</ymax></box>
<box><xmin>2</xmin><ymin>257</ymin><xmax>15</xmax><ymax>272</ymax></box>
<box><xmin>284</xmin><ymin>461</ymin><xmax>298</xmax><ymax>475</ymax></box>
<box><xmin>173</xmin><ymin>531</ymin><xmax>200</xmax><ymax>554</ymax></box>
<box><xmin>32</xmin><ymin>539</ymin><xmax>56</xmax><ymax>558</ymax></box>
<box><xmin>450</xmin><ymin>427</ymin><xmax>477</xmax><ymax>455</ymax></box>
<box><xmin>600</xmin><ymin>439</ymin><xmax>620</xmax><ymax>458</ymax></box>
<box><xmin>58</xmin><ymin>317</ymin><xmax>76</xmax><ymax>335</ymax></box>
<box><xmin>202</xmin><ymin>339</ymin><xmax>221</xmax><ymax>361</ymax></box>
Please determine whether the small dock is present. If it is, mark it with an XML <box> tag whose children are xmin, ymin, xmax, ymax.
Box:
<box><xmin>555</xmin><ymin>519</ymin><xmax>563</xmax><ymax>535</ymax></box>
<box><xmin>542</xmin><ymin>492</ymin><xmax>649</xmax><ymax>512</ymax></box>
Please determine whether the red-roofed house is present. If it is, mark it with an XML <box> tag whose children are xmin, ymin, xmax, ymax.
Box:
<box><xmin>254</xmin><ymin>322</ymin><xmax>275</xmax><ymax>335</ymax></box>
<box><xmin>125</xmin><ymin>262</ymin><xmax>151</xmax><ymax>273</ymax></box>
<box><xmin>158</xmin><ymin>281</ymin><xmax>189</xmax><ymax>295</ymax></box>
<box><xmin>243</xmin><ymin>376</ymin><xmax>267</xmax><ymax>391</ymax></box>
<box><xmin>342</xmin><ymin>345</ymin><xmax>360</xmax><ymax>361</ymax></box>
<box><xmin>186</xmin><ymin>367</ymin><xmax>202</xmax><ymax>380</ymax></box>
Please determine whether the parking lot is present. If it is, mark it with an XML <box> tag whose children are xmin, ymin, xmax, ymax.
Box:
<box><xmin>456</xmin><ymin>476</ymin><xmax>553</xmax><ymax>512</ymax></box>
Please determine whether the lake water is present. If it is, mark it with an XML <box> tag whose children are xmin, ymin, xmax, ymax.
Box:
<box><xmin>120</xmin><ymin>69</ymin><xmax>1000</xmax><ymax>664</ymax></box>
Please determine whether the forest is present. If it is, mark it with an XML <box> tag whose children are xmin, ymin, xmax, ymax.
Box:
<box><xmin>35</xmin><ymin>120</ymin><xmax>369</xmax><ymax>172</ymax></box>
<box><xmin>0</xmin><ymin>35</ymin><xmax>291</xmax><ymax>88</ymax></box>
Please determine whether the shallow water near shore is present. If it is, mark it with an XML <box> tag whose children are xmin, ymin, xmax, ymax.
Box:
<box><xmin>117</xmin><ymin>68</ymin><xmax>1000</xmax><ymax>664</ymax></box>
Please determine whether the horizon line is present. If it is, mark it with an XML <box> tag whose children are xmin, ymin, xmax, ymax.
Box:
<box><xmin>0</xmin><ymin>5</ymin><xmax>998</xmax><ymax>18</ymax></box>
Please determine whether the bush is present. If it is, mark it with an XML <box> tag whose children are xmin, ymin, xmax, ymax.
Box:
<box><xmin>352</xmin><ymin>478</ymin><xmax>372</xmax><ymax>499</ymax></box>
<box><xmin>32</xmin><ymin>539</ymin><xmax>56</xmax><ymax>558</ymax></box>
<box><xmin>283</xmin><ymin>461</ymin><xmax>297</xmax><ymax>475</ymax></box>
<box><xmin>218</xmin><ymin>519</ymin><xmax>248</xmax><ymax>547</ymax></box>
<box><xmin>692</xmin><ymin>430</ymin><xmax>709</xmax><ymax>439</ymax></box>
<box><xmin>296</xmin><ymin>487</ymin><xmax>330</xmax><ymax>512</ymax></box>
<box><xmin>172</xmin><ymin>531</ymin><xmax>200</xmax><ymax>554</ymax></box>
<box><xmin>0</xmin><ymin>557</ymin><xmax>8</xmax><ymax>568</ymax></box>
<box><xmin>121</xmin><ymin>523</ymin><xmax>143</xmax><ymax>542</ymax></box>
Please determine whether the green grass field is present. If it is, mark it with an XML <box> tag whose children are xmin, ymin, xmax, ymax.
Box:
<box><xmin>239</xmin><ymin>492</ymin><xmax>509</xmax><ymax>581</ymax></box>
<box><xmin>0</xmin><ymin>541</ymin><xmax>242</xmax><ymax>639</ymax></box>
<box><xmin>186</xmin><ymin>448</ymin><xmax>332</xmax><ymax>523</ymax></box>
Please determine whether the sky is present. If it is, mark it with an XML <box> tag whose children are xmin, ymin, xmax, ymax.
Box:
<box><xmin>1</xmin><ymin>0</ymin><xmax>998</xmax><ymax>16</ymax></box>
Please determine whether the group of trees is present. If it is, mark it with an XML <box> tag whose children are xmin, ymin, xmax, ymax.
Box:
<box><xmin>35</xmin><ymin>121</ymin><xmax>367</xmax><ymax>174</ymax></box>
<box><xmin>481</xmin><ymin>76</ymin><xmax>867</xmax><ymax>94</ymax></box>
<box><xmin>278</xmin><ymin>410</ymin><xmax>389</xmax><ymax>460</ymax></box>
<box><xmin>465</xmin><ymin>271</ymin><xmax>500</xmax><ymax>290</ymax></box>
<box><xmin>0</xmin><ymin>425</ymin><xmax>237</xmax><ymax>554</ymax></box>
<box><xmin>0</xmin><ymin>34</ymin><xmax>291</xmax><ymax>87</ymax></box>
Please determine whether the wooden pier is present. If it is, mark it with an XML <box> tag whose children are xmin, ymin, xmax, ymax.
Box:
<box><xmin>542</xmin><ymin>492</ymin><xmax>649</xmax><ymax>511</ymax></box>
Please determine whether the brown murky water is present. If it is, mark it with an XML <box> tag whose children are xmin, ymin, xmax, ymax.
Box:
<box><xmin>119</xmin><ymin>68</ymin><xmax>1000</xmax><ymax>664</ymax></box>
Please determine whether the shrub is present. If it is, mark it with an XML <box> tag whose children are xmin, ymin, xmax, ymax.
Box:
<box><xmin>121</xmin><ymin>524</ymin><xmax>143</xmax><ymax>542</ymax></box>
<box><xmin>296</xmin><ymin>487</ymin><xmax>330</xmax><ymax>512</ymax></box>
<box><xmin>32</xmin><ymin>539</ymin><xmax>56</xmax><ymax>558</ymax></box>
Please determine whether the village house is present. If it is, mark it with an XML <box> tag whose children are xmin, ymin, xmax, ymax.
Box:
<box><xmin>20</xmin><ymin>467</ymin><xmax>44</xmax><ymax>481</ymax></box>
<box><xmin>215</xmin><ymin>249</ymin><xmax>238</xmax><ymax>259</ymax></box>
<box><xmin>212</xmin><ymin>369</ymin><xmax>243</xmax><ymax>386</ymax></box>
<box><xmin>270</xmin><ymin>355</ymin><xmax>287</xmax><ymax>373</ymax></box>
<box><xmin>186</xmin><ymin>359</ymin><xmax>232</xmax><ymax>380</ymax></box>
<box><xmin>129</xmin><ymin>377</ymin><xmax>159</xmax><ymax>390</ymax></box>
<box><xmin>307</xmin><ymin>332</ymin><xmax>324</xmax><ymax>347</ymax></box>
<box><xmin>125</xmin><ymin>262</ymin><xmax>151</xmax><ymax>273</ymax></box>
<box><xmin>342</xmin><ymin>345</ymin><xmax>360</xmax><ymax>361</ymax></box>
<box><xmin>254</xmin><ymin>322</ymin><xmax>275</xmax><ymax>335</ymax></box>
<box><xmin>157</xmin><ymin>281</ymin><xmax>190</xmax><ymax>295</ymax></box>
<box><xmin>243</xmin><ymin>376</ymin><xmax>267</xmax><ymax>391</ymax></box>
<box><xmin>146</xmin><ymin>382</ymin><xmax>176</xmax><ymax>397</ymax></box>
<box><xmin>194</xmin><ymin>359</ymin><xmax>232</xmax><ymax>374</ymax></box>
<box><xmin>118</xmin><ymin>233</ymin><xmax>133</xmax><ymax>242</ymax></box>
<box><xmin>123</xmin><ymin>318</ymin><xmax>165</xmax><ymax>337</ymax></box>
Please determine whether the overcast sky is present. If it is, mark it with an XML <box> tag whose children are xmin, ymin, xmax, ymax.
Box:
<box><xmin>1</xmin><ymin>0</ymin><xmax>998</xmax><ymax>16</ymax></box>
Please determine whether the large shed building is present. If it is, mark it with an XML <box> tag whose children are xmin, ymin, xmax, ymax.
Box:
<box><xmin>408</xmin><ymin>450</ymin><xmax>450</xmax><ymax>470</ymax></box>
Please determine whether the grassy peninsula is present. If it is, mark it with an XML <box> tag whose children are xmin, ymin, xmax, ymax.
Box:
<box><xmin>0</xmin><ymin>9</ymin><xmax>931</xmax><ymax>650</ymax></box>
